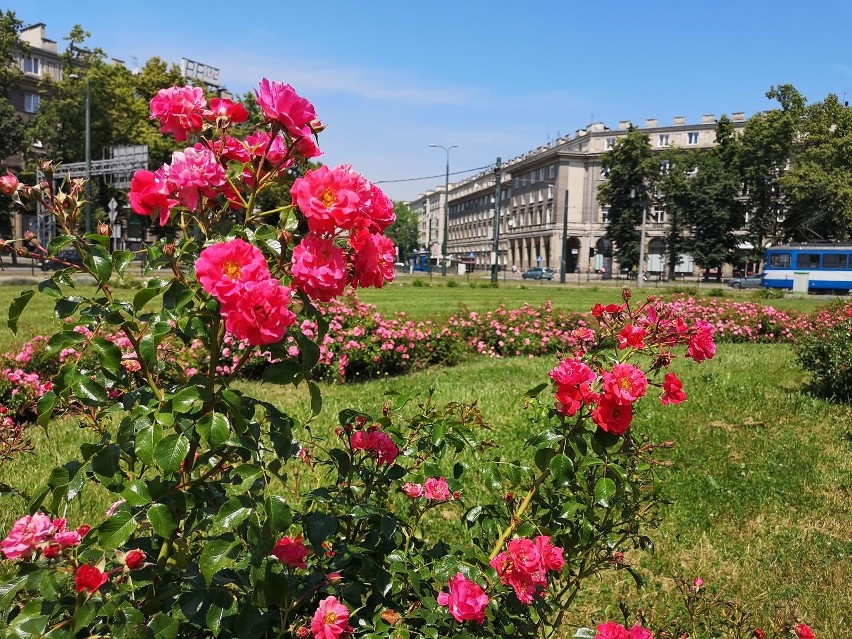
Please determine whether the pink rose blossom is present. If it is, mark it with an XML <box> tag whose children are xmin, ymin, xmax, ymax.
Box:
<box><xmin>794</xmin><ymin>623</ymin><xmax>815</xmax><ymax>639</ymax></box>
<box><xmin>1</xmin><ymin>513</ymin><xmax>55</xmax><ymax>559</ymax></box>
<box><xmin>165</xmin><ymin>146</ymin><xmax>227</xmax><ymax>211</ymax></box>
<box><xmin>150</xmin><ymin>86</ymin><xmax>208</xmax><ymax>142</ymax></box>
<box><xmin>601</xmin><ymin>363</ymin><xmax>648</xmax><ymax>404</ymax></box>
<box><xmin>106</xmin><ymin>499</ymin><xmax>127</xmax><ymax>517</ymax></box>
<box><xmin>205</xmin><ymin>98</ymin><xmax>248</xmax><ymax>125</ymax></box>
<box><xmin>349</xmin><ymin>228</ymin><xmax>396</xmax><ymax>289</ymax></box>
<box><xmin>618</xmin><ymin>324</ymin><xmax>647</xmax><ymax>350</ymax></box>
<box><xmin>595</xmin><ymin>621</ymin><xmax>629</xmax><ymax>639</ymax></box>
<box><xmin>290</xmin><ymin>234</ymin><xmax>348</xmax><ymax>302</ymax></box>
<box><xmin>255</xmin><ymin>79</ymin><xmax>321</xmax><ymax>141</ymax></box>
<box><xmin>535</xmin><ymin>535</ymin><xmax>565</xmax><ymax>572</ymax></box>
<box><xmin>53</xmin><ymin>530</ymin><xmax>82</xmax><ymax>548</ymax></box>
<box><xmin>350</xmin><ymin>428</ymin><xmax>399</xmax><ymax>466</ymax></box>
<box><xmin>402</xmin><ymin>482</ymin><xmax>423</xmax><ymax>498</ymax></box>
<box><xmin>221</xmin><ymin>279</ymin><xmax>296</xmax><ymax>346</ymax></box>
<box><xmin>423</xmin><ymin>477</ymin><xmax>451</xmax><ymax>501</ymax></box>
<box><xmin>195</xmin><ymin>239</ymin><xmax>271</xmax><ymax>305</ymax></box>
<box><xmin>628</xmin><ymin>625</ymin><xmax>654</xmax><ymax>639</ymax></box>
<box><xmin>687</xmin><ymin>320</ymin><xmax>716</xmax><ymax>362</ymax></box>
<box><xmin>0</xmin><ymin>171</ymin><xmax>20</xmax><ymax>195</ymax></box>
<box><xmin>291</xmin><ymin>165</ymin><xmax>361</xmax><ymax>234</ymax></box>
<box><xmin>549</xmin><ymin>358</ymin><xmax>597</xmax><ymax>416</ymax></box>
<box><xmin>310</xmin><ymin>596</ymin><xmax>351</xmax><ymax>639</ymax></box>
<box><xmin>437</xmin><ymin>572</ymin><xmax>489</xmax><ymax>624</ymax></box>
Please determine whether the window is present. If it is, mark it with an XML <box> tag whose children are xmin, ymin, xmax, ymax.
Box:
<box><xmin>22</xmin><ymin>56</ymin><xmax>40</xmax><ymax>75</ymax></box>
<box><xmin>658</xmin><ymin>134</ymin><xmax>670</xmax><ymax>147</ymax></box>
<box><xmin>660</xmin><ymin>160</ymin><xmax>671</xmax><ymax>173</ymax></box>
<box><xmin>606</xmin><ymin>137</ymin><xmax>616</xmax><ymax>149</ymax></box>
<box><xmin>769</xmin><ymin>253</ymin><xmax>791</xmax><ymax>268</ymax></box>
<box><xmin>549</xmin><ymin>165</ymin><xmax>556</xmax><ymax>179</ymax></box>
<box><xmin>649</xmin><ymin>206</ymin><xmax>666</xmax><ymax>224</ymax></box>
<box><xmin>24</xmin><ymin>93</ymin><xmax>40</xmax><ymax>113</ymax></box>
<box><xmin>798</xmin><ymin>253</ymin><xmax>821</xmax><ymax>269</ymax></box>
<box><xmin>687</xmin><ymin>131</ymin><xmax>700</xmax><ymax>145</ymax></box>
<box><xmin>600</xmin><ymin>207</ymin><xmax>611</xmax><ymax>224</ymax></box>
<box><xmin>823</xmin><ymin>253</ymin><xmax>847</xmax><ymax>270</ymax></box>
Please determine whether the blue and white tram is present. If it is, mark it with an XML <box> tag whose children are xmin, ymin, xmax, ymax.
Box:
<box><xmin>763</xmin><ymin>243</ymin><xmax>852</xmax><ymax>293</ymax></box>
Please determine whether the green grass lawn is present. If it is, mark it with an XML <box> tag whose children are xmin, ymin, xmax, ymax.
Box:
<box><xmin>0</xmin><ymin>281</ymin><xmax>849</xmax><ymax>635</ymax></box>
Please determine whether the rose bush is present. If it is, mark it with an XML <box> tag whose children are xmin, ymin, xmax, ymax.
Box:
<box><xmin>0</xmin><ymin>77</ymin><xmax>796</xmax><ymax>639</ymax></box>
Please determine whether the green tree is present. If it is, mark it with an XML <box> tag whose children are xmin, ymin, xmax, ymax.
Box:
<box><xmin>0</xmin><ymin>10</ymin><xmax>24</xmax><ymax>162</ymax></box>
<box><xmin>597</xmin><ymin>126</ymin><xmax>657</xmax><ymax>271</ymax></box>
<box><xmin>657</xmin><ymin>146</ymin><xmax>694</xmax><ymax>281</ymax></box>
<box><xmin>386</xmin><ymin>201</ymin><xmax>419</xmax><ymax>262</ymax></box>
<box><xmin>738</xmin><ymin>85</ymin><xmax>805</xmax><ymax>257</ymax></box>
<box><xmin>781</xmin><ymin>92</ymin><xmax>852</xmax><ymax>240</ymax></box>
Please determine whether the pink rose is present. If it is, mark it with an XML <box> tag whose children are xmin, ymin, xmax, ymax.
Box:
<box><xmin>221</xmin><ymin>279</ymin><xmax>296</xmax><ymax>346</ymax></box>
<box><xmin>53</xmin><ymin>530</ymin><xmax>82</xmax><ymax>548</ymax></box>
<box><xmin>401</xmin><ymin>482</ymin><xmax>423</xmax><ymax>498</ymax></box>
<box><xmin>255</xmin><ymin>79</ymin><xmax>321</xmax><ymax>141</ymax></box>
<box><xmin>270</xmin><ymin>534</ymin><xmax>309</xmax><ymax>569</ymax></box>
<box><xmin>591</xmin><ymin>395</ymin><xmax>634</xmax><ymax>436</ymax></box>
<box><xmin>149</xmin><ymin>86</ymin><xmax>208</xmax><ymax>142</ymax></box>
<box><xmin>164</xmin><ymin>146</ymin><xmax>227</xmax><ymax>212</ymax></box>
<box><xmin>1</xmin><ymin>513</ymin><xmax>55</xmax><ymax>559</ymax></box>
<box><xmin>290</xmin><ymin>234</ymin><xmax>348</xmax><ymax>302</ymax></box>
<box><xmin>687</xmin><ymin>320</ymin><xmax>716</xmax><ymax>362</ymax></box>
<box><xmin>0</xmin><ymin>172</ymin><xmax>20</xmax><ymax>196</ymax></box>
<box><xmin>595</xmin><ymin>621</ymin><xmax>629</xmax><ymax>639</ymax></box>
<box><xmin>195</xmin><ymin>239</ymin><xmax>271</xmax><ymax>305</ymax></box>
<box><xmin>794</xmin><ymin>623</ymin><xmax>815</xmax><ymax>639</ymax></box>
<box><xmin>349</xmin><ymin>229</ymin><xmax>396</xmax><ymax>289</ymax></box>
<box><xmin>423</xmin><ymin>477</ymin><xmax>451</xmax><ymax>501</ymax></box>
<box><xmin>129</xmin><ymin>168</ymin><xmax>178</xmax><ymax>226</ymax></box>
<box><xmin>437</xmin><ymin>572</ymin><xmax>489</xmax><ymax>624</ymax></box>
<box><xmin>661</xmin><ymin>372</ymin><xmax>687</xmax><ymax>405</ymax></box>
<box><xmin>291</xmin><ymin>166</ymin><xmax>361</xmax><ymax>235</ymax></box>
<box><xmin>310</xmin><ymin>596</ymin><xmax>351</xmax><ymax>639</ymax></box>
<box><xmin>628</xmin><ymin>624</ymin><xmax>654</xmax><ymax>639</ymax></box>
<box><xmin>601</xmin><ymin>363</ymin><xmax>648</xmax><ymax>404</ymax></box>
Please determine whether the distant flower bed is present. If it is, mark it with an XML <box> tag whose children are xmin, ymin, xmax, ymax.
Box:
<box><xmin>1</xmin><ymin>294</ymin><xmax>849</xmax><ymax>439</ymax></box>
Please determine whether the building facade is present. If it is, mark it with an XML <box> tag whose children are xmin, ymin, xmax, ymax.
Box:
<box><xmin>413</xmin><ymin>113</ymin><xmax>748</xmax><ymax>278</ymax></box>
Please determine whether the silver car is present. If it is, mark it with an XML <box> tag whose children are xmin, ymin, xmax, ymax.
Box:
<box><xmin>726</xmin><ymin>273</ymin><xmax>765</xmax><ymax>289</ymax></box>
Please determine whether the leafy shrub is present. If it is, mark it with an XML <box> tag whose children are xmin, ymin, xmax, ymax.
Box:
<box><xmin>795</xmin><ymin>302</ymin><xmax>852</xmax><ymax>400</ymax></box>
<box><xmin>411</xmin><ymin>277</ymin><xmax>426</xmax><ymax>287</ymax></box>
<box><xmin>446</xmin><ymin>278</ymin><xmax>459</xmax><ymax>288</ymax></box>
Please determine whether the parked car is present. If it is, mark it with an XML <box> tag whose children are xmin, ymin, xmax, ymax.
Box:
<box><xmin>40</xmin><ymin>249</ymin><xmax>85</xmax><ymax>271</ymax></box>
<box><xmin>521</xmin><ymin>267</ymin><xmax>554</xmax><ymax>280</ymax></box>
<box><xmin>726</xmin><ymin>273</ymin><xmax>765</xmax><ymax>289</ymax></box>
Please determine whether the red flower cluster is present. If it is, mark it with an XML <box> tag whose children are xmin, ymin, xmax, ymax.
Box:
<box><xmin>490</xmin><ymin>535</ymin><xmax>565</xmax><ymax>604</ymax></box>
<box><xmin>350</xmin><ymin>426</ymin><xmax>399</xmax><ymax>467</ymax></box>
<box><xmin>549</xmin><ymin>296</ymin><xmax>717</xmax><ymax>436</ymax></box>
<box><xmin>595</xmin><ymin>621</ymin><xmax>654</xmax><ymax>639</ymax></box>
<box><xmin>1</xmin><ymin>513</ymin><xmax>85</xmax><ymax>560</ymax></box>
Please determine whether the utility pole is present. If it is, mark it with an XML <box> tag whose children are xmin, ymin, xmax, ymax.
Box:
<box><xmin>490</xmin><ymin>157</ymin><xmax>502</xmax><ymax>284</ymax></box>
<box><xmin>429</xmin><ymin>144</ymin><xmax>457</xmax><ymax>276</ymax></box>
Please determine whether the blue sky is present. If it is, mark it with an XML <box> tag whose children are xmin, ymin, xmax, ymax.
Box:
<box><xmin>9</xmin><ymin>1</ymin><xmax>852</xmax><ymax>201</ymax></box>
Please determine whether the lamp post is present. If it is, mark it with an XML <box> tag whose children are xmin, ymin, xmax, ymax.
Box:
<box><xmin>560</xmin><ymin>190</ymin><xmax>569</xmax><ymax>284</ymax></box>
<box><xmin>429</xmin><ymin>143</ymin><xmax>457</xmax><ymax>276</ymax></box>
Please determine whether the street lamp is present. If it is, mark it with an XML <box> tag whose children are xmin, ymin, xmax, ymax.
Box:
<box><xmin>70</xmin><ymin>73</ymin><xmax>92</xmax><ymax>234</ymax></box>
<box><xmin>429</xmin><ymin>143</ymin><xmax>457</xmax><ymax>276</ymax></box>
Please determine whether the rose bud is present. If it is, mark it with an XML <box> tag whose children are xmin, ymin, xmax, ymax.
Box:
<box><xmin>125</xmin><ymin>549</ymin><xmax>146</xmax><ymax>570</ymax></box>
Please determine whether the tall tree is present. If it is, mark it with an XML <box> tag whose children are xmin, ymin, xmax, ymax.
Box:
<box><xmin>597</xmin><ymin>127</ymin><xmax>658</xmax><ymax>271</ymax></box>
<box><xmin>738</xmin><ymin>85</ymin><xmax>805</xmax><ymax>256</ymax></box>
<box><xmin>0</xmin><ymin>10</ymin><xmax>24</xmax><ymax>162</ymax></box>
<box><xmin>781</xmin><ymin>93</ymin><xmax>852</xmax><ymax>240</ymax></box>
<box><xmin>385</xmin><ymin>202</ymin><xmax>419</xmax><ymax>262</ymax></box>
<box><xmin>657</xmin><ymin>146</ymin><xmax>695</xmax><ymax>281</ymax></box>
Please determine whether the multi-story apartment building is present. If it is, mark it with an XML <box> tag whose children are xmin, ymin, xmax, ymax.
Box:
<box><xmin>414</xmin><ymin>113</ymin><xmax>748</xmax><ymax>278</ymax></box>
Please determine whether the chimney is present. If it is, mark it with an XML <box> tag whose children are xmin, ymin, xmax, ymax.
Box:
<box><xmin>618</xmin><ymin>120</ymin><xmax>632</xmax><ymax>130</ymax></box>
<box><xmin>732</xmin><ymin>112</ymin><xmax>745</xmax><ymax>122</ymax></box>
<box><xmin>644</xmin><ymin>118</ymin><xmax>658</xmax><ymax>128</ymax></box>
<box><xmin>701</xmin><ymin>114</ymin><xmax>716</xmax><ymax>124</ymax></box>
<box><xmin>673</xmin><ymin>116</ymin><xmax>685</xmax><ymax>126</ymax></box>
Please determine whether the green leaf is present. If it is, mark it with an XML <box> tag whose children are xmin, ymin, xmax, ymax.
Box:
<box><xmin>295</xmin><ymin>330</ymin><xmax>321</xmax><ymax>373</ymax></box>
<box><xmin>265</xmin><ymin>495</ymin><xmax>292</xmax><ymax>532</ymax></box>
<box><xmin>198</xmin><ymin>412</ymin><xmax>230</xmax><ymax>448</ymax></box>
<box><xmin>171</xmin><ymin>387</ymin><xmax>202</xmax><ymax>414</ymax></box>
<box><xmin>135</xmin><ymin>421</ymin><xmax>162</xmax><ymax>466</ymax></box>
<box><xmin>133</xmin><ymin>286</ymin><xmax>162</xmax><ymax>312</ymax></box>
<box><xmin>54</xmin><ymin>296</ymin><xmax>82</xmax><ymax>318</ymax></box>
<box><xmin>84</xmin><ymin>244</ymin><xmax>113</xmax><ymax>282</ymax></box>
<box><xmin>574</xmin><ymin>628</ymin><xmax>597</xmax><ymax>639</ymax></box>
<box><xmin>213</xmin><ymin>497</ymin><xmax>252</xmax><ymax>531</ymax></box>
<box><xmin>548</xmin><ymin>453</ymin><xmax>575</xmax><ymax>487</ymax></box>
<box><xmin>139</xmin><ymin>333</ymin><xmax>156</xmax><ymax>365</ymax></box>
<box><xmin>112</xmin><ymin>250</ymin><xmax>135</xmax><ymax>276</ymax></box>
<box><xmin>147</xmin><ymin>503</ymin><xmax>177</xmax><ymax>538</ymax></box>
<box><xmin>0</xmin><ymin>574</ymin><xmax>27</xmax><ymax>612</ymax></box>
<box><xmin>148</xmin><ymin>612</ymin><xmax>179</xmax><ymax>639</ymax></box>
<box><xmin>304</xmin><ymin>512</ymin><xmax>339</xmax><ymax>550</ymax></box>
<box><xmin>431</xmin><ymin>423</ymin><xmax>447</xmax><ymax>447</ymax></box>
<box><xmin>594</xmin><ymin>477</ymin><xmax>617</xmax><ymax>507</ymax></box>
<box><xmin>308</xmin><ymin>381</ymin><xmax>322</xmax><ymax>417</ymax></box>
<box><xmin>199</xmin><ymin>538</ymin><xmax>240</xmax><ymax>586</ymax></box>
<box><xmin>46</xmin><ymin>234</ymin><xmax>73</xmax><ymax>254</ymax></box>
<box><xmin>262</xmin><ymin>360</ymin><xmax>302</xmax><ymax>386</ymax></box>
<box><xmin>121</xmin><ymin>480</ymin><xmax>152</xmax><ymax>507</ymax></box>
<box><xmin>206</xmin><ymin>589</ymin><xmax>235</xmax><ymax>636</ymax></box>
<box><xmin>46</xmin><ymin>329</ymin><xmax>86</xmax><ymax>354</ymax></box>
<box><xmin>91</xmin><ymin>337</ymin><xmax>124</xmax><ymax>377</ymax></box>
<box><xmin>37</xmin><ymin>278</ymin><xmax>62</xmax><ymax>298</ymax></box>
<box><xmin>73</xmin><ymin>599</ymin><xmax>98</xmax><ymax>633</ymax></box>
<box><xmin>97</xmin><ymin>510</ymin><xmax>137</xmax><ymax>550</ymax></box>
<box><xmin>227</xmin><ymin>464</ymin><xmax>262</xmax><ymax>494</ymax></box>
<box><xmin>7</xmin><ymin>289</ymin><xmax>34</xmax><ymax>333</ymax></box>
<box><xmin>153</xmin><ymin>433</ymin><xmax>190</xmax><ymax>474</ymax></box>
<box><xmin>36</xmin><ymin>392</ymin><xmax>57</xmax><ymax>427</ymax></box>
<box><xmin>524</xmin><ymin>382</ymin><xmax>549</xmax><ymax>398</ymax></box>
<box><xmin>74</xmin><ymin>375</ymin><xmax>109</xmax><ymax>406</ymax></box>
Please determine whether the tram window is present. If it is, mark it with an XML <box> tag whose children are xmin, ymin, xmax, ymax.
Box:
<box><xmin>798</xmin><ymin>253</ymin><xmax>821</xmax><ymax>268</ymax></box>
<box><xmin>822</xmin><ymin>253</ymin><xmax>847</xmax><ymax>269</ymax></box>
<box><xmin>769</xmin><ymin>253</ymin><xmax>790</xmax><ymax>268</ymax></box>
